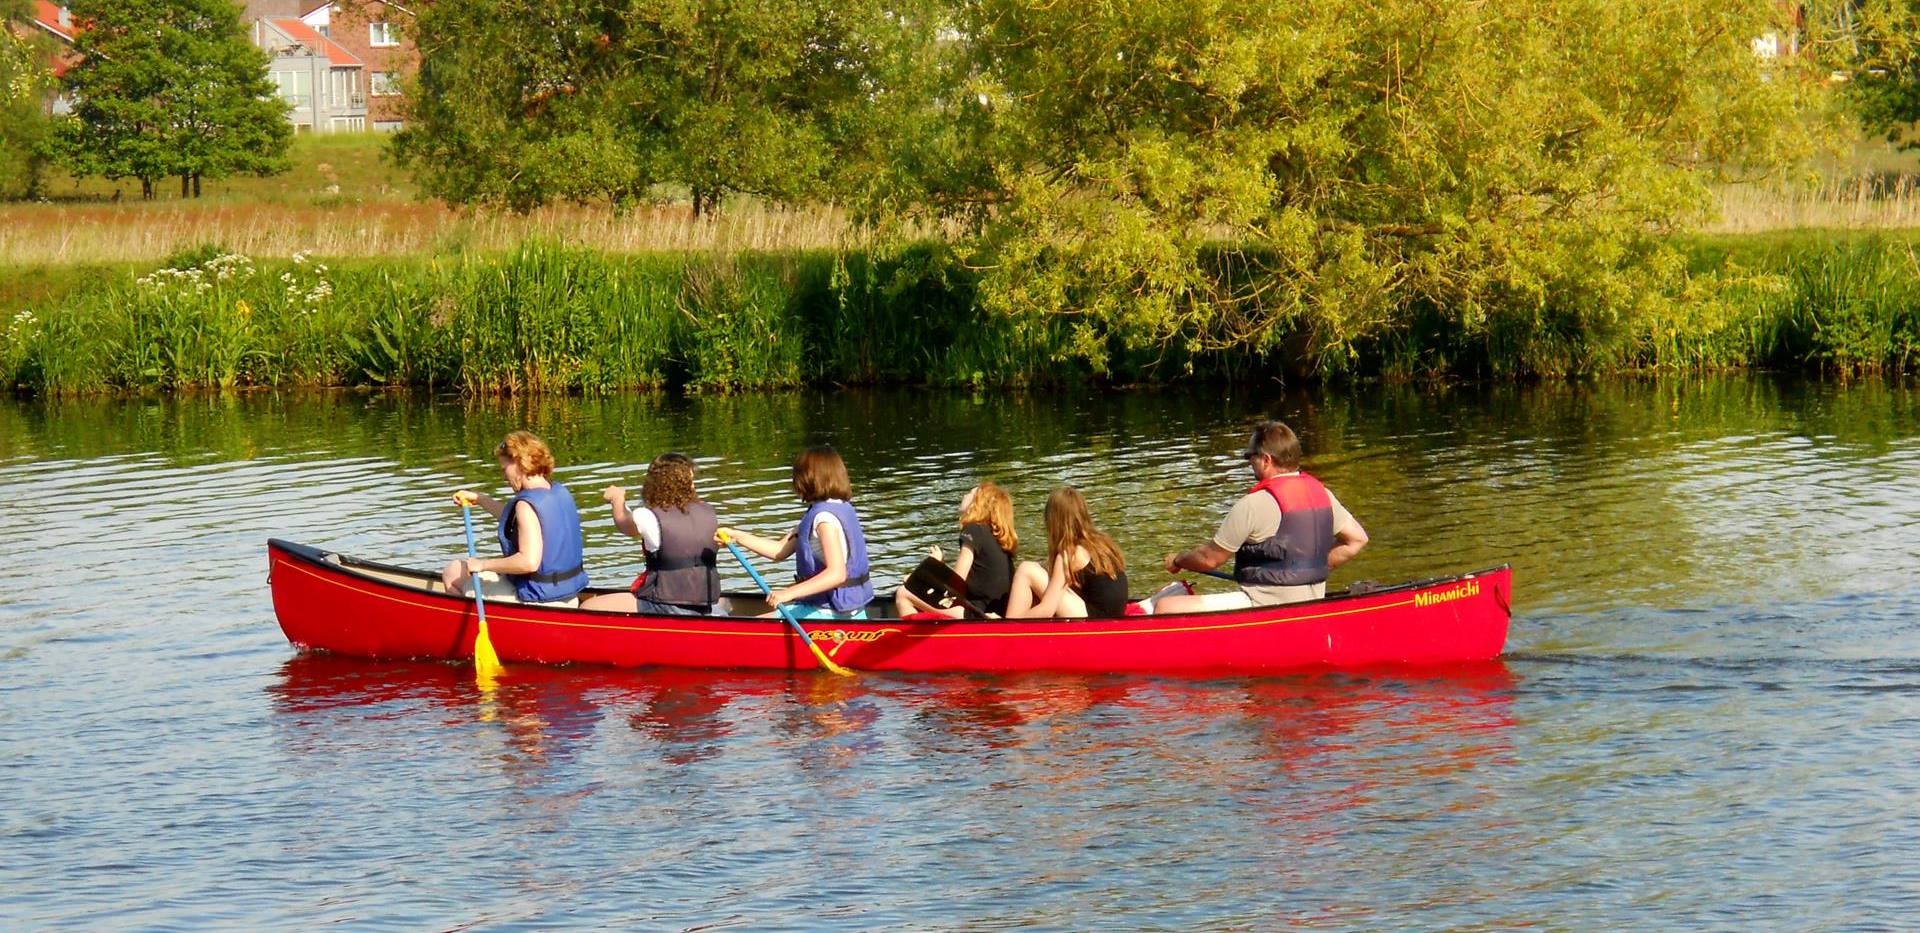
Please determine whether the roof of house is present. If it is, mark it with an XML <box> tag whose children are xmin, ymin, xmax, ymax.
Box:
<box><xmin>32</xmin><ymin>2</ymin><xmax>74</xmax><ymax>42</ymax></box>
<box><xmin>28</xmin><ymin>3</ymin><xmax>80</xmax><ymax>77</ymax></box>
<box><xmin>268</xmin><ymin>17</ymin><xmax>363</xmax><ymax>68</ymax></box>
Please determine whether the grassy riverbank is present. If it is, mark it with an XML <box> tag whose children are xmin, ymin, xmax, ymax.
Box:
<box><xmin>0</xmin><ymin>244</ymin><xmax>1062</xmax><ymax>394</ymax></box>
<box><xmin>2</xmin><ymin>134</ymin><xmax>850</xmax><ymax>265</ymax></box>
<box><xmin>3</xmin><ymin>233</ymin><xmax>1917</xmax><ymax>396</ymax></box>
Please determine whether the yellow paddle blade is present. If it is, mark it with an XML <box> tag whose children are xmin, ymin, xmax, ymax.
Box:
<box><xmin>807</xmin><ymin>639</ymin><xmax>855</xmax><ymax>677</ymax></box>
<box><xmin>473</xmin><ymin>619</ymin><xmax>505</xmax><ymax>684</ymax></box>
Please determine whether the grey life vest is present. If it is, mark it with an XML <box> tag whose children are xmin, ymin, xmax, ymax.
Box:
<box><xmin>636</xmin><ymin>502</ymin><xmax>721</xmax><ymax>609</ymax></box>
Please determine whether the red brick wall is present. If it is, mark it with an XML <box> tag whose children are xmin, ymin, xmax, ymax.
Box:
<box><xmin>242</xmin><ymin>1</ymin><xmax>303</xmax><ymax>21</ymax></box>
<box><xmin>324</xmin><ymin>0</ymin><xmax>416</xmax><ymax>125</ymax></box>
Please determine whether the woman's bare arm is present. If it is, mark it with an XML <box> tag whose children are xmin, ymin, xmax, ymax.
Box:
<box><xmin>720</xmin><ymin>527</ymin><xmax>797</xmax><ymax>561</ymax></box>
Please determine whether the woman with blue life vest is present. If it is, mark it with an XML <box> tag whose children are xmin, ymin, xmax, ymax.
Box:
<box><xmin>439</xmin><ymin>430</ymin><xmax>590</xmax><ymax>608</ymax></box>
<box><xmin>719</xmin><ymin>445</ymin><xmax>876</xmax><ymax>620</ymax></box>
<box><xmin>580</xmin><ymin>452</ymin><xmax>722</xmax><ymax>616</ymax></box>
<box><xmin>1155</xmin><ymin>420</ymin><xmax>1367</xmax><ymax>613</ymax></box>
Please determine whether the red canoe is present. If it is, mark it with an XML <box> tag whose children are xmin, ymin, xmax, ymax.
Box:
<box><xmin>267</xmin><ymin>538</ymin><xmax>1512</xmax><ymax>674</ymax></box>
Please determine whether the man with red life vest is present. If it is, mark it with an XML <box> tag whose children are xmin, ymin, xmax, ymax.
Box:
<box><xmin>1154</xmin><ymin>421</ymin><xmax>1368</xmax><ymax>612</ymax></box>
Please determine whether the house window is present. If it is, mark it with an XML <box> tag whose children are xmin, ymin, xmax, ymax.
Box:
<box><xmin>271</xmin><ymin>70</ymin><xmax>312</xmax><ymax>107</ymax></box>
<box><xmin>370</xmin><ymin>71</ymin><xmax>401</xmax><ymax>97</ymax></box>
<box><xmin>330</xmin><ymin>116</ymin><xmax>365</xmax><ymax>132</ymax></box>
<box><xmin>329</xmin><ymin>70</ymin><xmax>361</xmax><ymax>108</ymax></box>
<box><xmin>369</xmin><ymin>22</ymin><xmax>400</xmax><ymax>47</ymax></box>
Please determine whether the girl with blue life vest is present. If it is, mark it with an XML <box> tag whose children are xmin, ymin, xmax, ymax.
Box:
<box><xmin>580</xmin><ymin>452</ymin><xmax>722</xmax><ymax>616</ymax></box>
<box><xmin>440</xmin><ymin>431</ymin><xmax>590</xmax><ymax>608</ymax></box>
<box><xmin>719</xmin><ymin>445</ymin><xmax>875</xmax><ymax>620</ymax></box>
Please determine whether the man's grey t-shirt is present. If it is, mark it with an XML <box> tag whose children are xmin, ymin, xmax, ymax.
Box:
<box><xmin>1212</xmin><ymin>473</ymin><xmax>1356</xmax><ymax>606</ymax></box>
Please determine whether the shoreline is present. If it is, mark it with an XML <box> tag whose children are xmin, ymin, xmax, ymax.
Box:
<box><xmin>5</xmin><ymin>233</ymin><xmax>1917</xmax><ymax>397</ymax></box>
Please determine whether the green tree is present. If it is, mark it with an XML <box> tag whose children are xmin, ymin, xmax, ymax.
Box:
<box><xmin>883</xmin><ymin>0</ymin><xmax>1833</xmax><ymax>375</ymax></box>
<box><xmin>1</xmin><ymin>0</ymin><xmax>54</xmax><ymax>198</ymax></box>
<box><xmin>53</xmin><ymin>0</ymin><xmax>290</xmax><ymax>199</ymax></box>
<box><xmin>1821</xmin><ymin>0</ymin><xmax>1920</xmax><ymax>141</ymax></box>
<box><xmin>395</xmin><ymin>0</ymin><xmax>936</xmax><ymax>213</ymax></box>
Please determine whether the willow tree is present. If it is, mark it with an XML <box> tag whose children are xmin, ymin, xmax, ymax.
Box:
<box><xmin>395</xmin><ymin>0</ymin><xmax>940</xmax><ymax>213</ymax></box>
<box><xmin>894</xmin><ymin>0</ymin><xmax>1833</xmax><ymax>375</ymax></box>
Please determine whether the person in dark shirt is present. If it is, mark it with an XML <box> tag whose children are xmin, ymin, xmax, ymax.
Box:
<box><xmin>893</xmin><ymin>481</ymin><xmax>1018</xmax><ymax>618</ymax></box>
<box><xmin>1005</xmin><ymin>486</ymin><xmax>1130</xmax><ymax>619</ymax></box>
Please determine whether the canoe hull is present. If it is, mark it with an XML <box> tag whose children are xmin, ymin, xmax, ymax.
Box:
<box><xmin>268</xmin><ymin>539</ymin><xmax>1511</xmax><ymax>675</ymax></box>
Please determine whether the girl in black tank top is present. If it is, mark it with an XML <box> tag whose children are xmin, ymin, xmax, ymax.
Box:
<box><xmin>1005</xmin><ymin>487</ymin><xmax>1130</xmax><ymax>619</ymax></box>
<box><xmin>892</xmin><ymin>482</ymin><xmax>1019</xmax><ymax>618</ymax></box>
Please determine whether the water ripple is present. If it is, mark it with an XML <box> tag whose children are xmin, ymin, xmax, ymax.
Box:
<box><xmin>2</xmin><ymin>377</ymin><xmax>1919</xmax><ymax>929</ymax></box>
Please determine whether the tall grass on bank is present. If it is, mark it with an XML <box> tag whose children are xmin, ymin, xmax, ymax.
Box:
<box><xmin>1709</xmin><ymin>175</ymin><xmax>1920</xmax><ymax>234</ymax></box>
<box><xmin>5</xmin><ymin>236</ymin><xmax>1916</xmax><ymax>397</ymax></box>
<box><xmin>0</xmin><ymin>243</ymin><xmax>1071</xmax><ymax>395</ymax></box>
<box><xmin>1699</xmin><ymin>234</ymin><xmax>1920</xmax><ymax>372</ymax></box>
<box><xmin>0</xmin><ymin>201</ymin><xmax>854</xmax><ymax>266</ymax></box>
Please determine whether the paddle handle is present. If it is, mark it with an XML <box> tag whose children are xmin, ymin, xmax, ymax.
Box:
<box><xmin>718</xmin><ymin>532</ymin><xmax>853</xmax><ymax>676</ymax></box>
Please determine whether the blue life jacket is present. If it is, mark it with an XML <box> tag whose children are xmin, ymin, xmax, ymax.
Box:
<box><xmin>793</xmin><ymin>500</ymin><xmax>873</xmax><ymax>613</ymax></box>
<box><xmin>497</xmin><ymin>482</ymin><xmax>589</xmax><ymax>603</ymax></box>
<box><xmin>1234</xmin><ymin>472</ymin><xmax>1334</xmax><ymax>587</ymax></box>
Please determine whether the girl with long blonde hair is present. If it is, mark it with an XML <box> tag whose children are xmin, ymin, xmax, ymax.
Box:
<box><xmin>1004</xmin><ymin>486</ymin><xmax>1130</xmax><ymax>619</ymax></box>
<box><xmin>893</xmin><ymin>481</ymin><xmax>1019</xmax><ymax>618</ymax></box>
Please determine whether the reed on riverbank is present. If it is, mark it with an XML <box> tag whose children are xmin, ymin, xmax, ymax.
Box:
<box><xmin>4</xmin><ymin>235</ymin><xmax>1916</xmax><ymax>396</ymax></box>
<box><xmin>0</xmin><ymin>242</ymin><xmax>1068</xmax><ymax>394</ymax></box>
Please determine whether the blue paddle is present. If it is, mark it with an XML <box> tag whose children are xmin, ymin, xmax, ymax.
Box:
<box><xmin>716</xmin><ymin>531</ymin><xmax>854</xmax><ymax>676</ymax></box>
<box><xmin>455</xmin><ymin>493</ymin><xmax>504</xmax><ymax>683</ymax></box>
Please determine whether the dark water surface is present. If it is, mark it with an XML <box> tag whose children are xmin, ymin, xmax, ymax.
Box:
<box><xmin>3</xmin><ymin>377</ymin><xmax>1919</xmax><ymax>930</ymax></box>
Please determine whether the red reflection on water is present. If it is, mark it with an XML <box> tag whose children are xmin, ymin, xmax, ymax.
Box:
<box><xmin>269</xmin><ymin>657</ymin><xmax>1517</xmax><ymax>790</ymax></box>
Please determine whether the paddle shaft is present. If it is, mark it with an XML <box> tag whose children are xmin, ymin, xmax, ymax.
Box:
<box><xmin>460</xmin><ymin>504</ymin><xmax>488</xmax><ymax>628</ymax></box>
<box><xmin>720</xmin><ymin>537</ymin><xmax>852</xmax><ymax>675</ymax></box>
<box><xmin>459</xmin><ymin>501</ymin><xmax>505</xmax><ymax>682</ymax></box>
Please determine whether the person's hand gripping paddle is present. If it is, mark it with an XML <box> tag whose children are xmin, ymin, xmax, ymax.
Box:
<box><xmin>717</xmin><ymin>530</ymin><xmax>854</xmax><ymax>677</ymax></box>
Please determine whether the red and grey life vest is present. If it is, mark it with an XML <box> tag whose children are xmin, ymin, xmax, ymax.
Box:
<box><xmin>497</xmin><ymin>483</ymin><xmax>589</xmax><ymax>603</ymax></box>
<box><xmin>636</xmin><ymin>502</ymin><xmax>721</xmax><ymax>610</ymax></box>
<box><xmin>1233</xmin><ymin>472</ymin><xmax>1334</xmax><ymax>587</ymax></box>
<box><xmin>793</xmin><ymin>499</ymin><xmax>873</xmax><ymax>613</ymax></box>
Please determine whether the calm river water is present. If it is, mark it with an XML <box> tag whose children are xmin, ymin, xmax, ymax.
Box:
<box><xmin>3</xmin><ymin>377</ymin><xmax>1918</xmax><ymax>930</ymax></box>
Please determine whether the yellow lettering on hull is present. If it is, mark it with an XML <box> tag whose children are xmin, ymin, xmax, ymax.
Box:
<box><xmin>1413</xmin><ymin>581</ymin><xmax>1481</xmax><ymax>608</ymax></box>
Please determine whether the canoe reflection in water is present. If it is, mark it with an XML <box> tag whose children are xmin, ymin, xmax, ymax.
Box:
<box><xmin>267</xmin><ymin>656</ymin><xmax>1517</xmax><ymax>824</ymax></box>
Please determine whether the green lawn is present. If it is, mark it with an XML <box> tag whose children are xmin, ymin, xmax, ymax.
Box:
<box><xmin>37</xmin><ymin>132</ymin><xmax>415</xmax><ymax>204</ymax></box>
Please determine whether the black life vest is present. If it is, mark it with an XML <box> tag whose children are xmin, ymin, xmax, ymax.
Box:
<box><xmin>636</xmin><ymin>501</ymin><xmax>721</xmax><ymax>609</ymax></box>
<box><xmin>1233</xmin><ymin>472</ymin><xmax>1334</xmax><ymax>587</ymax></box>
